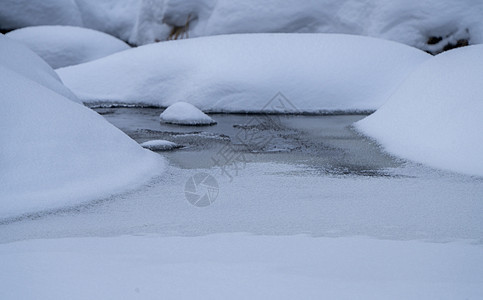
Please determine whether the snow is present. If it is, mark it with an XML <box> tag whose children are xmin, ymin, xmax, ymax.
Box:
<box><xmin>0</xmin><ymin>234</ymin><xmax>482</xmax><ymax>300</ymax></box>
<box><xmin>0</xmin><ymin>0</ymin><xmax>139</xmax><ymax>42</ymax></box>
<box><xmin>164</xmin><ymin>0</ymin><xmax>483</xmax><ymax>53</ymax></box>
<box><xmin>74</xmin><ymin>0</ymin><xmax>140</xmax><ymax>42</ymax></box>
<box><xmin>57</xmin><ymin>34</ymin><xmax>430</xmax><ymax>113</ymax></box>
<box><xmin>3</xmin><ymin>0</ymin><xmax>482</xmax><ymax>53</ymax></box>
<box><xmin>356</xmin><ymin>45</ymin><xmax>483</xmax><ymax>177</ymax></box>
<box><xmin>0</xmin><ymin>0</ymin><xmax>83</xmax><ymax>30</ymax></box>
<box><xmin>160</xmin><ymin>102</ymin><xmax>216</xmax><ymax>125</ymax></box>
<box><xmin>0</xmin><ymin>64</ymin><xmax>164</xmax><ymax>219</ymax></box>
<box><xmin>140</xmin><ymin>139</ymin><xmax>180</xmax><ymax>151</ymax></box>
<box><xmin>6</xmin><ymin>26</ymin><xmax>130</xmax><ymax>69</ymax></box>
<box><xmin>0</xmin><ymin>34</ymin><xmax>79</xmax><ymax>102</ymax></box>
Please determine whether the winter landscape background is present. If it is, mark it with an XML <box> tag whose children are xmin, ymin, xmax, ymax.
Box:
<box><xmin>1</xmin><ymin>0</ymin><xmax>482</xmax><ymax>299</ymax></box>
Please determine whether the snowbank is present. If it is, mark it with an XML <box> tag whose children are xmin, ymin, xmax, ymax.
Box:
<box><xmin>2</xmin><ymin>0</ymin><xmax>482</xmax><ymax>52</ymax></box>
<box><xmin>0</xmin><ymin>0</ymin><xmax>83</xmax><ymax>30</ymax></box>
<box><xmin>356</xmin><ymin>45</ymin><xmax>483</xmax><ymax>177</ymax></box>
<box><xmin>0</xmin><ymin>34</ymin><xmax>79</xmax><ymax>102</ymax></box>
<box><xmin>6</xmin><ymin>26</ymin><xmax>130</xmax><ymax>69</ymax></box>
<box><xmin>163</xmin><ymin>0</ymin><xmax>483</xmax><ymax>54</ymax></box>
<box><xmin>1</xmin><ymin>234</ymin><xmax>482</xmax><ymax>299</ymax></box>
<box><xmin>0</xmin><ymin>66</ymin><xmax>164</xmax><ymax>219</ymax></box>
<box><xmin>0</xmin><ymin>0</ymin><xmax>138</xmax><ymax>42</ymax></box>
<box><xmin>57</xmin><ymin>34</ymin><xmax>430</xmax><ymax>113</ymax></box>
<box><xmin>160</xmin><ymin>102</ymin><xmax>216</xmax><ymax>125</ymax></box>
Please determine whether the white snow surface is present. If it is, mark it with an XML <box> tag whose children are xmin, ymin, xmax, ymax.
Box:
<box><xmin>140</xmin><ymin>139</ymin><xmax>179</xmax><ymax>150</ymax></box>
<box><xmin>160</xmin><ymin>102</ymin><xmax>216</xmax><ymax>125</ymax></box>
<box><xmin>0</xmin><ymin>66</ymin><xmax>164</xmax><ymax>219</ymax></box>
<box><xmin>0</xmin><ymin>34</ymin><xmax>79</xmax><ymax>102</ymax></box>
<box><xmin>0</xmin><ymin>0</ymin><xmax>139</xmax><ymax>42</ymax></box>
<box><xmin>2</xmin><ymin>0</ymin><xmax>482</xmax><ymax>52</ymax></box>
<box><xmin>356</xmin><ymin>45</ymin><xmax>483</xmax><ymax>177</ymax></box>
<box><xmin>57</xmin><ymin>34</ymin><xmax>430</xmax><ymax>113</ymax></box>
<box><xmin>6</xmin><ymin>26</ymin><xmax>130</xmax><ymax>69</ymax></box>
<box><xmin>0</xmin><ymin>0</ymin><xmax>83</xmax><ymax>29</ymax></box>
<box><xmin>0</xmin><ymin>234</ymin><xmax>482</xmax><ymax>300</ymax></box>
<box><xmin>160</xmin><ymin>0</ymin><xmax>483</xmax><ymax>51</ymax></box>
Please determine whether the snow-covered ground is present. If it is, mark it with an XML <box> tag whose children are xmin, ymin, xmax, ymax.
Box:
<box><xmin>0</xmin><ymin>34</ymin><xmax>164</xmax><ymax>218</ymax></box>
<box><xmin>57</xmin><ymin>34</ymin><xmax>430</xmax><ymax>112</ymax></box>
<box><xmin>356</xmin><ymin>45</ymin><xmax>483</xmax><ymax>177</ymax></box>
<box><xmin>0</xmin><ymin>34</ymin><xmax>79</xmax><ymax>102</ymax></box>
<box><xmin>1</xmin><ymin>234</ymin><xmax>482</xmax><ymax>300</ymax></box>
<box><xmin>1</xmin><ymin>0</ymin><xmax>482</xmax><ymax>53</ymax></box>
<box><xmin>2</xmin><ymin>3</ymin><xmax>483</xmax><ymax>298</ymax></box>
<box><xmin>6</xmin><ymin>26</ymin><xmax>130</xmax><ymax>69</ymax></box>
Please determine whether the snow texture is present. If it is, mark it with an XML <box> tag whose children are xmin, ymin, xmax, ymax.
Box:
<box><xmin>0</xmin><ymin>34</ymin><xmax>79</xmax><ymax>102</ymax></box>
<box><xmin>57</xmin><ymin>33</ymin><xmax>430</xmax><ymax>113</ymax></box>
<box><xmin>6</xmin><ymin>26</ymin><xmax>130</xmax><ymax>69</ymax></box>
<box><xmin>2</xmin><ymin>0</ymin><xmax>482</xmax><ymax>52</ymax></box>
<box><xmin>0</xmin><ymin>41</ymin><xmax>165</xmax><ymax>218</ymax></box>
<box><xmin>160</xmin><ymin>102</ymin><xmax>216</xmax><ymax>125</ymax></box>
<box><xmin>140</xmin><ymin>139</ymin><xmax>180</xmax><ymax>151</ymax></box>
<box><xmin>0</xmin><ymin>234</ymin><xmax>482</xmax><ymax>299</ymax></box>
<box><xmin>356</xmin><ymin>45</ymin><xmax>483</xmax><ymax>177</ymax></box>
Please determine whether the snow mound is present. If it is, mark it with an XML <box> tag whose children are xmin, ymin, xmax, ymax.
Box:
<box><xmin>0</xmin><ymin>34</ymin><xmax>79</xmax><ymax>102</ymax></box>
<box><xmin>0</xmin><ymin>0</ymin><xmax>139</xmax><ymax>42</ymax></box>
<box><xmin>0</xmin><ymin>0</ymin><xmax>82</xmax><ymax>30</ymax></box>
<box><xmin>141</xmin><ymin>140</ymin><xmax>181</xmax><ymax>151</ymax></box>
<box><xmin>2</xmin><ymin>0</ymin><xmax>482</xmax><ymax>52</ymax></box>
<box><xmin>356</xmin><ymin>45</ymin><xmax>483</xmax><ymax>177</ymax></box>
<box><xmin>162</xmin><ymin>0</ymin><xmax>483</xmax><ymax>53</ymax></box>
<box><xmin>6</xmin><ymin>26</ymin><xmax>130</xmax><ymax>69</ymax></box>
<box><xmin>160</xmin><ymin>102</ymin><xmax>216</xmax><ymax>125</ymax></box>
<box><xmin>0</xmin><ymin>66</ymin><xmax>165</xmax><ymax>219</ymax></box>
<box><xmin>57</xmin><ymin>34</ymin><xmax>430</xmax><ymax>113</ymax></box>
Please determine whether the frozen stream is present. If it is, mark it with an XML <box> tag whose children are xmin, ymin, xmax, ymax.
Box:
<box><xmin>1</xmin><ymin>108</ymin><xmax>482</xmax><ymax>244</ymax></box>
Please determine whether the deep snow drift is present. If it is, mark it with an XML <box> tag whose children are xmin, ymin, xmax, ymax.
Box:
<box><xmin>6</xmin><ymin>26</ymin><xmax>130</xmax><ymax>69</ymax></box>
<box><xmin>356</xmin><ymin>45</ymin><xmax>483</xmax><ymax>177</ymax></box>
<box><xmin>0</xmin><ymin>43</ymin><xmax>164</xmax><ymax>218</ymax></box>
<box><xmin>0</xmin><ymin>34</ymin><xmax>79</xmax><ymax>102</ymax></box>
<box><xmin>1</xmin><ymin>0</ymin><xmax>482</xmax><ymax>53</ymax></box>
<box><xmin>57</xmin><ymin>34</ymin><xmax>430</xmax><ymax>113</ymax></box>
<box><xmin>160</xmin><ymin>102</ymin><xmax>216</xmax><ymax>125</ymax></box>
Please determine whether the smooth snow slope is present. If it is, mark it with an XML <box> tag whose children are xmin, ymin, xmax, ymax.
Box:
<box><xmin>57</xmin><ymin>34</ymin><xmax>430</xmax><ymax>113</ymax></box>
<box><xmin>0</xmin><ymin>234</ymin><xmax>482</xmax><ymax>300</ymax></box>
<box><xmin>0</xmin><ymin>67</ymin><xmax>164</xmax><ymax>218</ymax></box>
<box><xmin>356</xmin><ymin>45</ymin><xmax>483</xmax><ymax>177</ymax></box>
<box><xmin>0</xmin><ymin>34</ymin><xmax>79</xmax><ymax>102</ymax></box>
<box><xmin>7</xmin><ymin>26</ymin><xmax>130</xmax><ymax>69</ymax></box>
<box><xmin>160</xmin><ymin>102</ymin><xmax>216</xmax><ymax>125</ymax></box>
